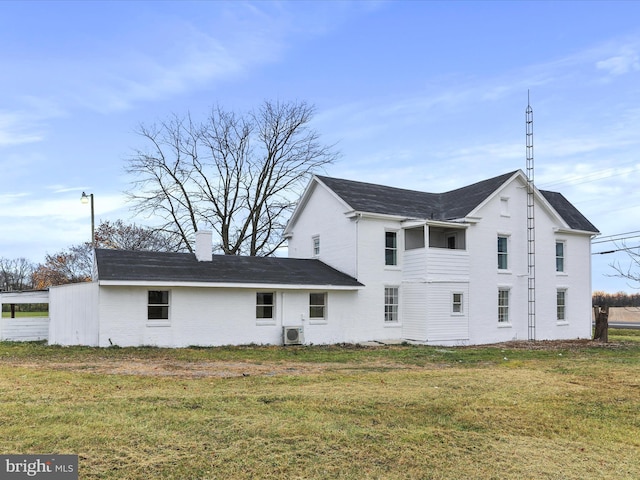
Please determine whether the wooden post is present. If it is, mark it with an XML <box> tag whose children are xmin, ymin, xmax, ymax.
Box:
<box><xmin>10</xmin><ymin>303</ymin><xmax>16</xmax><ymax>319</ymax></box>
<box><xmin>593</xmin><ymin>305</ymin><xmax>609</xmax><ymax>342</ymax></box>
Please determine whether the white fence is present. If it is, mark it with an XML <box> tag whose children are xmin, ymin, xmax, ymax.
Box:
<box><xmin>0</xmin><ymin>290</ymin><xmax>50</xmax><ymax>342</ymax></box>
<box><xmin>0</xmin><ymin>316</ymin><xmax>50</xmax><ymax>341</ymax></box>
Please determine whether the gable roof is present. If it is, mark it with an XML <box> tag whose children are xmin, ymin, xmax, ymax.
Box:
<box><xmin>539</xmin><ymin>190</ymin><xmax>598</xmax><ymax>232</ymax></box>
<box><xmin>315</xmin><ymin>171</ymin><xmax>517</xmax><ymax>220</ymax></box>
<box><xmin>315</xmin><ymin>170</ymin><xmax>598</xmax><ymax>233</ymax></box>
<box><xmin>95</xmin><ymin>249</ymin><xmax>363</xmax><ymax>288</ymax></box>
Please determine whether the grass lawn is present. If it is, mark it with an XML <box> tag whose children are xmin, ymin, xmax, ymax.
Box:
<box><xmin>1</xmin><ymin>311</ymin><xmax>49</xmax><ymax>318</ymax></box>
<box><xmin>0</xmin><ymin>331</ymin><xmax>638</xmax><ymax>479</ymax></box>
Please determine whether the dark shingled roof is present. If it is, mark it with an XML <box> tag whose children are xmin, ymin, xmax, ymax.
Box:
<box><xmin>317</xmin><ymin>171</ymin><xmax>598</xmax><ymax>233</ymax></box>
<box><xmin>95</xmin><ymin>249</ymin><xmax>363</xmax><ymax>287</ymax></box>
<box><xmin>540</xmin><ymin>190</ymin><xmax>599</xmax><ymax>233</ymax></box>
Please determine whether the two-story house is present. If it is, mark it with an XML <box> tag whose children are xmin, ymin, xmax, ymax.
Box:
<box><xmin>285</xmin><ymin>169</ymin><xmax>598</xmax><ymax>345</ymax></box>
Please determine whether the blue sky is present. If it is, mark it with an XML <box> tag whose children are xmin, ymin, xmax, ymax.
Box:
<box><xmin>1</xmin><ymin>0</ymin><xmax>640</xmax><ymax>293</ymax></box>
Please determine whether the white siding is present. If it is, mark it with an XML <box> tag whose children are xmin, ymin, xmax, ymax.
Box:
<box><xmin>403</xmin><ymin>248</ymin><xmax>427</xmax><ymax>280</ymax></box>
<box><xmin>96</xmin><ymin>285</ymin><xmax>361</xmax><ymax>348</ymax></box>
<box><xmin>426</xmin><ymin>282</ymin><xmax>469</xmax><ymax>342</ymax></box>
<box><xmin>49</xmin><ymin>282</ymin><xmax>99</xmax><ymax>346</ymax></box>
<box><xmin>287</xmin><ymin>183</ymin><xmax>358</xmax><ymax>277</ymax></box>
<box><xmin>426</xmin><ymin>248</ymin><xmax>470</xmax><ymax>281</ymax></box>
<box><xmin>0</xmin><ymin>290</ymin><xmax>50</xmax><ymax>341</ymax></box>
<box><xmin>0</xmin><ymin>317</ymin><xmax>49</xmax><ymax>341</ymax></box>
<box><xmin>401</xmin><ymin>282</ymin><xmax>427</xmax><ymax>340</ymax></box>
<box><xmin>465</xmin><ymin>177</ymin><xmax>594</xmax><ymax>345</ymax></box>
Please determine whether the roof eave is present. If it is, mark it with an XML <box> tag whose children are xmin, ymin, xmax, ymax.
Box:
<box><xmin>97</xmin><ymin>280</ymin><xmax>363</xmax><ymax>290</ymax></box>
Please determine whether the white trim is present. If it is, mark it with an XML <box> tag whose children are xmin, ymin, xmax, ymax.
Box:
<box><xmin>98</xmin><ymin>280</ymin><xmax>362</xmax><ymax>290</ymax></box>
<box><xmin>451</xmin><ymin>292</ymin><xmax>464</xmax><ymax>315</ymax></box>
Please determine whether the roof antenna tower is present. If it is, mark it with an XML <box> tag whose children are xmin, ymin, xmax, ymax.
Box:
<box><xmin>526</xmin><ymin>91</ymin><xmax>536</xmax><ymax>341</ymax></box>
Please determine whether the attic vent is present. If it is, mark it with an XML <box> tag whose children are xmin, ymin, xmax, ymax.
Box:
<box><xmin>283</xmin><ymin>326</ymin><xmax>304</xmax><ymax>346</ymax></box>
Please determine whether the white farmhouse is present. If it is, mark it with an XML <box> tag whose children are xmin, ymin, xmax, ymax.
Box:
<box><xmin>285</xmin><ymin>169</ymin><xmax>599</xmax><ymax>345</ymax></box>
<box><xmin>48</xmin><ymin>169</ymin><xmax>598</xmax><ymax>347</ymax></box>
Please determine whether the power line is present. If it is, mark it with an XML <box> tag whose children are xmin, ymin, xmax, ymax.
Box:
<box><xmin>592</xmin><ymin>233</ymin><xmax>640</xmax><ymax>245</ymax></box>
<box><xmin>538</xmin><ymin>161</ymin><xmax>640</xmax><ymax>190</ymax></box>
<box><xmin>592</xmin><ymin>244</ymin><xmax>640</xmax><ymax>255</ymax></box>
<box><xmin>595</xmin><ymin>230</ymin><xmax>640</xmax><ymax>241</ymax></box>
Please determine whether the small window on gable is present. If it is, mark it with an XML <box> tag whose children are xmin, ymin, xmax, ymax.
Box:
<box><xmin>256</xmin><ymin>292</ymin><xmax>274</xmax><ymax>319</ymax></box>
<box><xmin>313</xmin><ymin>236</ymin><xmax>320</xmax><ymax>256</ymax></box>
<box><xmin>148</xmin><ymin>290</ymin><xmax>169</xmax><ymax>320</ymax></box>
<box><xmin>385</xmin><ymin>231</ymin><xmax>397</xmax><ymax>266</ymax></box>
<box><xmin>556</xmin><ymin>241</ymin><xmax>565</xmax><ymax>272</ymax></box>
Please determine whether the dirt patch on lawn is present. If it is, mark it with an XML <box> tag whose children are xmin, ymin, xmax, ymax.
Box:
<box><xmin>2</xmin><ymin>339</ymin><xmax>629</xmax><ymax>379</ymax></box>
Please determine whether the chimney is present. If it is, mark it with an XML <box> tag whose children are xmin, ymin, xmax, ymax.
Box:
<box><xmin>195</xmin><ymin>230</ymin><xmax>213</xmax><ymax>262</ymax></box>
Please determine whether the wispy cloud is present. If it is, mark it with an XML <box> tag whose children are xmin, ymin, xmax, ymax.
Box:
<box><xmin>596</xmin><ymin>45</ymin><xmax>640</xmax><ymax>76</ymax></box>
<box><xmin>0</xmin><ymin>111</ymin><xmax>45</xmax><ymax>147</ymax></box>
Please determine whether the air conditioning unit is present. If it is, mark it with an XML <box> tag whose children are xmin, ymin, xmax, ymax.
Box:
<box><xmin>283</xmin><ymin>326</ymin><xmax>304</xmax><ymax>346</ymax></box>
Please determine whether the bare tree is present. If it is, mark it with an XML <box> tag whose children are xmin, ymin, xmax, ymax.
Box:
<box><xmin>32</xmin><ymin>243</ymin><xmax>93</xmax><ymax>289</ymax></box>
<box><xmin>0</xmin><ymin>257</ymin><xmax>35</xmax><ymax>291</ymax></box>
<box><xmin>609</xmin><ymin>242</ymin><xmax>640</xmax><ymax>289</ymax></box>
<box><xmin>126</xmin><ymin>100</ymin><xmax>337</xmax><ymax>256</ymax></box>
<box><xmin>94</xmin><ymin>219</ymin><xmax>182</xmax><ymax>252</ymax></box>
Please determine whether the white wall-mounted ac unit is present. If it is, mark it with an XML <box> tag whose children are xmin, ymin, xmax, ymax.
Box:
<box><xmin>283</xmin><ymin>326</ymin><xmax>304</xmax><ymax>346</ymax></box>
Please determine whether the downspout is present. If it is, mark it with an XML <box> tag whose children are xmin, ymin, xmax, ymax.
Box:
<box><xmin>355</xmin><ymin>213</ymin><xmax>362</xmax><ymax>279</ymax></box>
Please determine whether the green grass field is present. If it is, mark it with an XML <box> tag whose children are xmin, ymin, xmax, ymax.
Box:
<box><xmin>1</xmin><ymin>311</ymin><xmax>49</xmax><ymax>318</ymax></box>
<box><xmin>0</xmin><ymin>331</ymin><xmax>638</xmax><ymax>479</ymax></box>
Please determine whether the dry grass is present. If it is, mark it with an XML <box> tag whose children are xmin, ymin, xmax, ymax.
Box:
<box><xmin>0</xmin><ymin>336</ymin><xmax>638</xmax><ymax>479</ymax></box>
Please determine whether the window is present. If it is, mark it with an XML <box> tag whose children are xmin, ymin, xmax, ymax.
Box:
<box><xmin>447</xmin><ymin>235</ymin><xmax>456</xmax><ymax>249</ymax></box>
<box><xmin>384</xmin><ymin>287</ymin><xmax>399</xmax><ymax>322</ymax></box>
<box><xmin>256</xmin><ymin>292</ymin><xmax>274</xmax><ymax>319</ymax></box>
<box><xmin>498</xmin><ymin>289</ymin><xmax>509</xmax><ymax>323</ymax></box>
<box><xmin>557</xmin><ymin>289</ymin><xmax>566</xmax><ymax>321</ymax></box>
<box><xmin>313</xmin><ymin>236</ymin><xmax>320</xmax><ymax>256</ymax></box>
<box><xmin>148</xmin><ymin>290</ymin><xmax>169</xmax><ymax>320</ymax></box>
<box><xmin>497</xmin><ymin>236</ymin><xmax>508</xmax><ymax>270</ymax></box>
<box><xmin>452</xmin><ymin>293</ymin><xmax>463</xmax><ymax>314</ymax></box>
<box><xmin>556</xmin><ymin>242</ymin><xmax>565</xmax><ymax>272</ymax></box>
<box><xmin>309</xmin><ymin>293</ymin><xmax>326</xmax><ymax>319</ymax></box>
<box><xmin>385</xmin><ymin>231</ymin><xmax>397</xmax><ymax>266</ymax></box>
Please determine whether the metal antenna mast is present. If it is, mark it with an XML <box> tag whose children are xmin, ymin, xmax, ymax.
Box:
<box><xmin>526</xmin><ymin>91</ymin><xmax>536</xmax><ymax>341</ymax></box>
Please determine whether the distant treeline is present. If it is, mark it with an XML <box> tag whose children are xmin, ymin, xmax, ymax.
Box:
<box><xmin>592</xmin><ymin>291</ymin><xmax>640</xmax><ymax>307</ymax></box>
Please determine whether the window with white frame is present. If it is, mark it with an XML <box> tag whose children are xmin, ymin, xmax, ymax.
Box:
<box><xmin>452</xmin><ymin>292</ymin><xmax>463</xmax><ymax>314</ymax></box>
<box><xmin>557</xmin><ymin>289</ymin><xmax>567</xmax><ymax>321</ymax></box>
<box><xmin>556</xmin><ymin>241</ymin><xmax>565</xmax><ymax>272</ymax></box>
<box><xmin>256</xmin><ymin>292</ymin><xmax>274</xmax><ymax>319</ymax></box>
<box><xmin>384</xmin><ymin>286</ymin><xmax>399</xmax><ymax>322</ymax></box>
<box><xmin>385</xmin><ymin>231</ymin><xmax>397</xmax><ymax>266</ymax></box>
<box><xmin>498</xmin><ymin>288</ymin><xmax>509</xmax><ymax>323</ymax></box>
<box><xmin>497</xmin><ymin>236</ymin><xmax>508</xmax><ymax>270</ymax></box>
<box><xmin>313</xmin><ymin>235</ymin><xmax>320</xmax><ymax>256</ymax></box>
<box><xmin>309</xmin><ymin>292</ymin><xmax>327</xmax><ymax>320</ymax></box>
<box><xmin>148</xmin><ymin>290</ymin><xmax>170</xmax><ymax>320</ymax></box>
